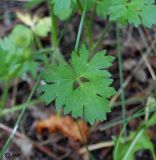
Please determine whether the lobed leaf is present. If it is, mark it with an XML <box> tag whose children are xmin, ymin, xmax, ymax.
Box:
<box><xmin>40</xmin><ymin>45</ymin><xmax>115</xmax><ymax>124</ymax></box>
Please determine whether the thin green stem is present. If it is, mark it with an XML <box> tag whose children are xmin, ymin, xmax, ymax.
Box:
<box><xmin>49</xmin><ymin>0</ymin><xmax>58</xmax><ymax>48</ymax></box>
<box><xmin>36</xmin><ymin>48</ymin><xmax>53</xmax><ymax>54</ymax></box>
<box><xmin>76</xmin><ymin>0</ymin><xmax>94</xmax><ymax>49</ymax></box>
<box><xmin>74</xmin><ymin>1</ymin><xmax>95</xmax><ymax>159</ymax></box>
<box><xmin>85</xmin><ymin>18</ymin><xmax>93</xmax><ymax>50</ymax></box>
<box><xmin>116</xmin><ymin>23</ymin><xmax>127</xmax><ymax>137</ymax></box>
<box><xmin>34</xmin><ymin>34</ymin><xmax>43</xmax><ymax>49</ymax></box>
<box><xmin>75</xmin><ymin>0</ymin><xmax>88</xmax><ymax>52</ymax></box>
<box><xmin>91</xmin><ymin>22</ymin><xmax>112</xmax><ymax>55</ymax></box>
<box><xmin>111</xmin><ymin>96</ymin><xmax>146</xmax><ymax>109</ymax></box>
<box><xmin>0</xmin><ymin>73</ymin><xmax>42</xmax><ymax>158</ymax></box>
<box><xmin>152</xmin><ymin>151</ymin><xmax>156</xmax><ymax>160</ymax></box>
<box><xmin>123</xmin><ymin>128</ymin><xmax>145</xmax><ymax>160</ymax></box>
<box><xmin>114</xmin><ymin>125</ymin><xmax>127</xmax><ymax>160</ymax></box>
<box><xmin>48</xmin><ymin>0</ymin><xmax>65</xmax><ymax>64</ymax></box>
<box><xmin>100</xmin><ymin>105</ymin><xmax>156</xmax><ymax>131</ymax></box>
<box><xmin>0</xmin><ymin>100</ymin><xmax>41</xmax><ymax>118</ymax></box>
<box><xmin>76</xmin><ymin>0</ymin><xmax>83</xmax><ymax>12</ymax></box>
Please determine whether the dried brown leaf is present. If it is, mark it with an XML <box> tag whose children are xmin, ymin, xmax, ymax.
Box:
<box><xmin>35</xmin><ymin>115</ymin><xmax>89</xmax><ymax>143</ymax></box>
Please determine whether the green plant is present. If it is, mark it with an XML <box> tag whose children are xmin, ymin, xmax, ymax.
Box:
<box><xmin>39</xmin><ymin>0</ymin><xmax>156</xmax><ymax>125</ymax></box>
<box><xmin>16</xmin><ymin>12</ymin><xmax>51</xmax><ymax>38</ymax></box>
<box><xmin>113</xmin><ymin>128</ymin><xmax>155</xmax><ymax>160</ymax></box>
<box><xmin>0</xmin><ymin>25</ymin><xmax>35</xmax><ymax>109</ymax></box>
<box><xmin>51</xmin><ymin>0</ymin><xmax>156</xmax><ymax>28</ymax></box>
<box><xmin>0</xmin><ymin>20</ymin><xmax>51</xmax><ymax>109</ymax></box>
<box><xmin>113</xmin><ymin>97</ymin><xmax>156</xmax><ymax>160</ymax></box>
<box><xmin>1</xmin><ymin>0</ymin><xmax>156</xmax><ymax>159</ymax></box>
<box><xmin>39</xmin><ymin>45</ymin><xmax>115</xmax><ymax>124</ymax></box>
<box><xmin>0</xmin><ymin>24</ymin><xmax>36</xmax><ymax>82</ymax></box>
<box><xmin>97</xmin><ymin>0</ymin><xmax>156</xmax><ymax>27</ymax></box>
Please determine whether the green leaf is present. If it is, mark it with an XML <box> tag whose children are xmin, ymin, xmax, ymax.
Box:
<box><xmin>146</xmin><ymin>97</ymin><xmax>156</xmax><ymax>127</ymax></box>
<box><xmin>25</xmin><ymin>0</ymin><xmax>43</xmax><ymax>8</ymax></box>
<box><xmin>109</xmin><ymin>4</ymin><xmax>128</xmax><ymax>24</ymax></box>
<box><xmin>52</xmin><ymin>0</ymin><xmax>73</xmax><ymax>20</ymax></box>
<box><xmin>0</xmin><ymin>37</ymin><xmax>19</xmax><ymax>80</ymax></box>
<box><xmin>10</xmin><ymin>24</ymin><xmax>32</xmax><ymax>48</ymax></box>
<box><xmin>113</xmin><ymin>129</ymin><xmax>155</xmax><ymax>160</ymax></box>
<box><xmin>56</xmin><ymin>9</ymin><xmax>73</xmax><ymax>20</ymax></box>
<box><xmin>0</xmin><ymin>37</ymin><xmax>16</xmax><ymax>54</ymax></box>
<box><xmin>97</xmin><ymin>0</ymin><xmax>156</xmax><ymax>27</ymax></box>
<box><xmin>23</xmin><ymin>61</ymin><xmax>39</xmax><ymax>78</ymax></box>
<box><xmin>126</xmin><ymin>0</ymin><xmax>156</xmax><ymax>27</ymax></box>
<box><xmin>140</xmin><ymin>4</ymin><xmax>156</xmax><ymax>27</ymax></box>
<box><xmin>34</xmin><ymin>17</ymin><xmax>51</xmax><ymax>37</ymax></box>
<box><xmin>53</xmin><ymin>0</ymin><xmax>71</xmax><ymax>13</ymax></box>
<box><xmin>96</xmin><ymin>1</ymin><xmax>112</xmax><ymax>17</ymax></box>
<box><xmin>39</xmin><ymin>45</ymin><xmax>115</xmax><ymax>124</ymax></box>
<box><xmin>81</xmin><ymin>0</ymin><xmax>95</xmax><ymax>10</ymax></box>
<box><xmin>0</xmin><ymin>31</ymin><xmax>37</xmax><ymax>81</ymax></box>
<box><xmin>147</xmin><ymin>112</ymin><xmax>156</xmax><ymax>128</ymax></box>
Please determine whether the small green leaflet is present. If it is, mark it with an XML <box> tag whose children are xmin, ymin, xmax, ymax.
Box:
<box><xmin>34</xmin><ymin>17</ymin><xmax>51</xmax><ymax>37</ymax></box>
<box><xmin>126</xmin><ymin>0</ymin><xmax>156</xmax><ymax>27</ymax></box>
<box><xmin>96</xmin><ymin>1</ymin><xmax>112</xmax><ymax>17</ymax></box>
<box><xmin>10</xmin><ymin>24</ymin><xmax>32</xmax><ymax>48</ymax></box>
<box><xmin>39</xmin><ymin>45</ymin><xmax>115</xmax><ymax>124</ymax></box>
<box><xmin>52</xmin><ymin>0</ymin><xmax>73</xmax><ymax>20</ymax></box>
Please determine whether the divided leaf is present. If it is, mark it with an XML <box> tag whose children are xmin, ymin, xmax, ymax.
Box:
<box><xmin>51</xmin><ymin>0</ymin><xmax>156</xmax><ymax>27</ymax></box>
<box><xmin>40</xmin><ymin>45</ymin><xmax>115</xmax><ymax>124</ymax></box>
<box><xmin>127</xmin><ymin>0</ymin><xmax>156</xmax><ymax>27</ymax></box>
<box><xmin>96</xmin><ymin>0</ymin><xmax>156</xmax><ymax>27</ymax></box>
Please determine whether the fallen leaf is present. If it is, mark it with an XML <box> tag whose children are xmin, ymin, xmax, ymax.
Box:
<box><xmin>35</xmin><ymin>115</ymin><xmax>89</xmax><ymax>143</ymax></box>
